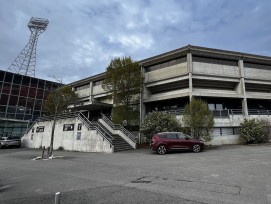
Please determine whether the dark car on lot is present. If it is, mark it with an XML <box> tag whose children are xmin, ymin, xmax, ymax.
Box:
<box><xmin>150</xmin><ymin>132</ymin><xmax>205</xmax><ymax>155</ymax></box>
<box><xmin>0</xmin><ymin>136</ymin><xmax>21</xmax><ymax>149</ymax></box>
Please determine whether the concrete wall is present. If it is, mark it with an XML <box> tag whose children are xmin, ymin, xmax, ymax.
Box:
<box><xmin>145</xmin><ymin>62</ymin><xmax>187</xmax><ymax>83</ymax></box>
<box><xmin>76</xmin><ymin>89</ymin><xmax>91</xmax><ymax>98</ymax></box>
<box><xmin>193</xmin><ymin>62</ymin><xmax>240</xmax><ymax>78</ymax></box>
<box><xmin>99</xmin><ymin>119</ymin><xmax>136</xmax><ymax>149</ymax></box>
<box><xmin>93</xmin><ymin>85</ymin><xmax>105</xmax><ymax>95</ymax></box>
<box><xmin>244</xmin><ymin>67</ymin><xmax>271</xmax><ymax>80</ymax></box>
<box><xmin>21</xmin><ymin>117</ymin><xmax>113</xmax><ymax>153</ymax></box>
<box><xmin>144</xmin><ymin>88</ymin><xmax>190</xmax><ymax>102</ymax></box>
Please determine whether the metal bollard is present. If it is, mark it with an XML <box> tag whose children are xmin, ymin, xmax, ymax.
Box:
<box><xmin>55</xmin><ymin>192</ymin><xmax>61</xmax><ymax>204</ymax></box>
<box><xmin>41</xmin><ymin>146</ymin><xmax>45</xmax><ymax>159</ymax></box>
<box><xmin>47</xmin><ymin>147</ymin><xmax>50</xmax><ymax>158</ymax></box>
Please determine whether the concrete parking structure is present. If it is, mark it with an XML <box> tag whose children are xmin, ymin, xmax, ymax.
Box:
<box><xmin>0</xmin><ymin>145</ymin><xmax>271</xmax><ymax>203</ymax></box>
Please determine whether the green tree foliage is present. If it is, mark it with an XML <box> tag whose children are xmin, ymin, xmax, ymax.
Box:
<box><xmin>44</xmin><ymin>86</ymin><xmax>78</xmax><ymax>156</ymax></box>
<box><xmin>102</xmin><ymin>57</ymin><xmax>143</xmax><ymax>127</ymax></box>
<box><xmin>182</xmin><ymin>98</ymin><xmax>214</xmax><ymax>141</ymax></box>
<box><xmin>44</xmin><ymin>86</ymin><xmax>78</xmax><ymax>115</ymax></box>
<box><xmin>239</xmin><ymin>119</ymin><xmax>267</xmax><ymax>144</ymax></box>
<box><xmin>140</xmin><ymin>110</ymin><xmax>180</xmax><ymax>140</ymax></box>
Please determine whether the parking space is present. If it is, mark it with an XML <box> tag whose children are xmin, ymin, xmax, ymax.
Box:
<box><xmin>1</xmin><ymin>144</ymin><xmax>271</xmax><ymax>203</ymax></box>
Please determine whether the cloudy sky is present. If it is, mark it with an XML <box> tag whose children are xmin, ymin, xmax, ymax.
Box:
<box><xmin>0</xmin><ymin>0</ymin><xmax>271</xmax><ymax>83</ymax></box>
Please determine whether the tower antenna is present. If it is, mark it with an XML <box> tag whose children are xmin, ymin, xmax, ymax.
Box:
<box><xmin>7</xmin><ymin>17</ymin><xmax>49</xmax><ymax>77</ymax></box>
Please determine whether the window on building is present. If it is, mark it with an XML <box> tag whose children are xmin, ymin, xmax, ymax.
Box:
<box><xmin>63</xmin><ymin>124</ymin><xmax>74</xmax><ymax>131</ymax></box>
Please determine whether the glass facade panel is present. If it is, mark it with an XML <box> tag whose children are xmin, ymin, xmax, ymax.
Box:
<box><xmin>34</xmin><ymin>110</ymin><xmax>41</xmax><ymax>116</ymax></box>
<box><xmin>0</xmin><ymin>105</ymin><xmax>6</xmax><ymax>112</ymax></box>
<box><xmin>0</xmin><ymin>71</ymin><xmax>60</xmax><ymax>137</ymax></box>
<box><xmin>30</xmin><ymin>78</ymin><xmax>38</xmax><ymax>88</ymax></box>
<box><xmin>36</xmin><ymin>89</ymin><xmax>44</xmax><ymax>99</ymax></box>
<box><xmin>28</xmin><ymin>87</ymin><xmax>37</xmax><ymax>98</ymax></box>
<box><xmin>9</xmin><ymin>95</ymin><xmax>18</xmax><ymax>106</ymax></box>
<box><xmin>18</xmin><ymin>97</ymin><xmax>27</xmax><ymax>107</ymax></box>
<box><xmin>38</xmin><ymin>79</ymin><xmax>45</xmax><ymax>89</ymax></box>
<box><xmin>15</xmin><ymin>114</ymin><xmax>24</xmax><ymax>120</ymax></box>
<box><xmin>24</xmin><ymin>115</ymin><xmax>32</xmax><ymax>120</ymax></box>
<box><xmin>11</xmin><ymin>84</ymin><xmax>20</xmax><ymax>95</ymax></box>
<box><xmin>4</xmin><ymin>72</ymin><xmax>13</xmax><ymax>83</ymax></box>
<box><xmin>20</xmin><ymin>86</ymin><xmax>29</xmax><ymax>97</ymax></box>
<box><xmin>0</xmin><ymin>94</ymin><xmax>8</xmax><ymax>105</ymax></box>
<box><xmin>22</xmin><ymin>76</ymin><xmax>30</xmax><ymax>86</ymax></box>
<box><xmin>2</xmin><ymin>83</ymin><xmax>11</xmax><ymax>94</ymax></box>
<box><xmin>0</xmin><ymin>70</ymin><xmax>4</xmax><ymax>81</ymax></box>
<box><xmin>13</xmin><ymin>75</ymin><xmax>22</xmax><ymax>85</ymax></box>
<box><xmin>45</xmin><ymin>81</ymin><xmax>52</xmax><ymax>90</ymax></box>
<box><xmin>34</xmin><ymin>100</ymin><xmax>42</xmax><ymax>110</ymax></box>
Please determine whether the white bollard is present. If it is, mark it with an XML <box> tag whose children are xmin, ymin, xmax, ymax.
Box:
<box><xmin>55</xmin><ymin>192</ymin><xmax>61</xmax><ymax>204</ymax></box>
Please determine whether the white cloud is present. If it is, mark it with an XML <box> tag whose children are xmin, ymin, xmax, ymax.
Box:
<box><xmin>109</xmin><ymin>34</ymin><xmax>153</xmax><ymax>50</ymax></box>
<box><xmin>0</xmin><ymin>0</ymin><xmax>270</xmax><ymax>83</ymax></box>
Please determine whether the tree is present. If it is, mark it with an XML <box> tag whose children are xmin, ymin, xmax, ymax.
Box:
<box><xmin>44</xmin><ymin>86</ymin><xmax>78</xmax><ymax>156</ymax></box>
<box><xmin>182</xmin><ymin>98</ymin><xmax>214</xmax><ymax>142</ymax></box>
<box><xmin>102</xmin><ymin>57</ymin><xmax>143</xmax><ymax>128</ymax></box>
<box><xmin>239</xmin><ymin>119</ymin><xmax>266</xmax><ymax>144</ymax></box>
<box><xmin>140</xmin><ymin>110</ymin><xmax>180</xmax><ymax>141</ymax></box>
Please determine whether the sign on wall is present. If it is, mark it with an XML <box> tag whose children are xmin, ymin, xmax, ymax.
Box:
<box><xmin>36</xmin><ymin>126</ymin><xmax>45</xmax><ymax>132</ymax></box>
<box><xmin>63</xmin><ymin>124</ymin><xmax>74</xmax><ymax>131</ymax></box>
<box><xmin>77</xmin><ymin>132</ymin><xmax>81</xmax><ymax>140</ymax></box>
<box><xmin>78</xmin><ymin>123</ymin><xmax>82</xmax><ymax>131</ymax></box>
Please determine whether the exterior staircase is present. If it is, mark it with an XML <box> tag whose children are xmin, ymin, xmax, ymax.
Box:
<box><xmin>111</xmin><ymin>134</ymin><xmax>134</xmax><ymax>152</ymax></box>
<box><xmin>78</xmin><ymin>112</ymin><xmax>134</xmax><ymax>152</ymax></box>
<box><xmin>97</xmin><ymin>121</ymin><xmax>133</xmax><ymax>152</ymax></box>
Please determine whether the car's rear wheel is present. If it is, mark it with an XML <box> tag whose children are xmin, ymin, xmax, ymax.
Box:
<box><xmin>17</xmin><ymin>142</ymin><xmax>21</xmax><ymax>148</ymax></box>
<box><xmin>192</xmin><ymin>144</ymin><xmax>201</xmax><ymax>153</ymax></box>
<box><xmin>157</xmin><ymin>145</ymin><xmax>167</xmax><ymax>155</ymax></box>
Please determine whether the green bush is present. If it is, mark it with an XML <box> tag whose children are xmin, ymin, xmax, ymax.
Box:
<box><xmin>140</xmin><ymin>110</ymin><xmax>181</xmax><ymax>140</ymax></box>
<box><xmin>182</xmin><ymin>98</ymin><xmax>214</xmax><ymax>142</ymax></box>
<box><xmin>239</xmin><ymin>119</ymin><xmax>267</xmax><ymax>144</ymax></box>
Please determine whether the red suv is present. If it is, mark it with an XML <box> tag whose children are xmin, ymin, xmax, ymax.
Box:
<box><xmin>150</xmin><ymin>132</ymin><xmax>205</xmax><ymax>155</ymax></box>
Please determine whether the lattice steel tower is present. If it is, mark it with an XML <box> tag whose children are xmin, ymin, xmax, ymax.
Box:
<box><xmin>7</xmin><ymin>17</ymin><xmax>49</xmax><ymax>77</ymax></box>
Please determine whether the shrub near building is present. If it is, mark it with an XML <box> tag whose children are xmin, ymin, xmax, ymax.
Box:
<box><xmin>239</xmin><ymin>119</ymin><xmax>267</xmax><ymax>144</ymax></box>
<box><xmin>140</xmin><ymin>110</ymin><xmax>181</xmax><ymax>141</ymax></box>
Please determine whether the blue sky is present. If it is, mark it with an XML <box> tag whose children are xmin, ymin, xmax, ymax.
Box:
<box><xmin>0</xmin><ymin>0</ymin><xmax>270</xmax><ymax>83</ymax></box>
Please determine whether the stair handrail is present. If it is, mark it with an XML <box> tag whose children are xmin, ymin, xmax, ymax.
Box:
<box><xmin>101</xmin><ymin>114</ymin><xmax>137</xmax><ymax>143</ymax></box>
<box><xmin>78</xmin><ymin>112</ymin><xmax>114</xmax><ymax>142</ymax></box>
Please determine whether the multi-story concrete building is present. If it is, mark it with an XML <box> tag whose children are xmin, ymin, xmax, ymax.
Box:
<box><xmin>22</xmin><ymin>45</ymin><xmax>271</xmax><ymax>150</ymax></box>
<box><xmin>140</xmin><ymin>45</ymin><xmax>271</xmax><ymax>144</ymax></box>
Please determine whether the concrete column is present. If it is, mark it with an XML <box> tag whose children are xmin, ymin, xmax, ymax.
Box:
<box><xmin>140</xmin><ymin>66</ymin><xmax>146</xmax><ymax>124</ymax></box>
<box><xmin>187</xmin><ymin>53</ymin><xmax>193</xmax><ymax>101</ymax></box>
<box><xmin>139</xmin><ymin>65</ymin><xmax>146</xmax><ymax>144</ymax></box>
<box><xmin>238</xmin><ymin>60</ymin><xmax>248</xmax><ymax>118</ymax></box>
<box><xmin>89</xmin><ymin>81</ymin><xmax>93</xmax><ymax>102</ymax></box>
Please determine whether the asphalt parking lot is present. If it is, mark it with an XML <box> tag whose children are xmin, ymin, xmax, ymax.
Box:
<box><xmin>1</xmin><ymin>144</ymin><xmax>271</xmax><ymax>204</ymax></box>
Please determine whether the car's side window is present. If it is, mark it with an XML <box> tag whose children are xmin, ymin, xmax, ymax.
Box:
<box><xmin>158</xmin><ymin>134</ymin><xmax>167</xmax><ymax>138</ymax></box>
<box><xmin>167</xmin><ymin>133</ymin><xmax>178</xmax><ymax>139</ymax></box>
<box><xmin>178</xmin><ymin>133</ymin><xmax>186</xmax><ymax>139</ymax></box>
